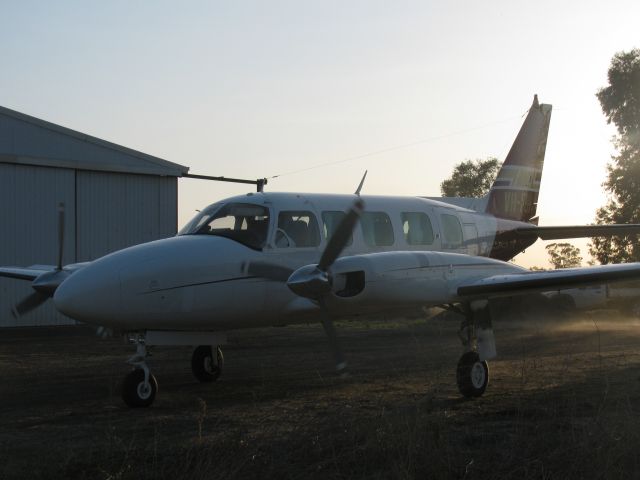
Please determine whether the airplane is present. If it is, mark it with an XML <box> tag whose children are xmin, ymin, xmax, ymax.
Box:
<box><xmin>4</xmin><ymin>95</ymin><xmax>640</xmax><ymax>408</ymax></box>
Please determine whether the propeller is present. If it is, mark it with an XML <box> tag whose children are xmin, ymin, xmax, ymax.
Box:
<box><xmin>245</xmin><ymin>197</ymin><xmax>364</xmax><ymax>373</ymax></box>
<box><xmin>57</xmin><ymin>202</ymin><xmax>65</xmax><ymax>270</ymax></box>
<box><xmin>295</xmin><ymin>197</ymin><xmax>364</xmax><ymax>294</ymax></box>
<box><xmin>11</xmin><ymin>203</ymin><xmax>69</xmax><ymax>318</ymax></box>
<box><xmin>12</xmin><ymin>292</ymin><xmax>49</xmax><ymax>317</ymax></box>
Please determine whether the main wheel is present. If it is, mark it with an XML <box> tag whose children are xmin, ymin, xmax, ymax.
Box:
<box><xmin>122</xmin><ymin>369</ymin><xmax>158</xmax><ymax>408</ymax></box>
<box><xmin>191</xmin><ymin>345</ymin><xmax>224</xmax><ymax>382</ymax></box>
<box><xmin>456</xmin><ymin>351</ymin><xmax>489</xmax><ymax>398</ymax></box>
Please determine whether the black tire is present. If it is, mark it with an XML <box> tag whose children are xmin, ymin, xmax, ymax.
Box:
<box><xmin>122</xmin><ymin>369</ymin><xmax>158</xmax><ymax>408</ymax></box>
<box><xmin>191</xmin><ymin>345</ymin><xmax>224</xmax><ymax>383</ymax></box>
<box><xmin>456</xmin><ymin>351</ymin><xmax>489</xmax><ymax>398</ymax></box>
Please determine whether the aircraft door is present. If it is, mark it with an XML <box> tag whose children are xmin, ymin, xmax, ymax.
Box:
<box><xmin>439</xmin><ymin>212</ymin><xmax>465</xmax><ymax>253</ymax></box>
<box><xmin>428</xmin><ymin>209</ymin><xmax>443</xmax><ymax>251</ymax></box>
<box><xmin>463</xmin><ymin>224</ymin><xmax>479</xmax><ymax>256</ymax></box>
<box><xmin>262</xmin><ymin>201</ymin><xmax>323</xmax><ymax>323</ymax></box>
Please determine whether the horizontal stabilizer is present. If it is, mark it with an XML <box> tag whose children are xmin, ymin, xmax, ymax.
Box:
<box><xmin>457</xmin><ymin>262</ymin><xmax>640</xmax><ymax>298</ymax></box>
<box><xmin>515</xmin><ymin>224</ymin><xmax>640</xmax><ymax>240</ymax></box>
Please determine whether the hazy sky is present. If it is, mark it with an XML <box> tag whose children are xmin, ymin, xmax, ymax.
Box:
<box><xmin>1</xmin><ymin>0</ymin><xmax>638</xmax><ymax>267</ymax></box>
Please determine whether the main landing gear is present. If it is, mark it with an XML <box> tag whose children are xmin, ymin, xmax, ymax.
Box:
<box><xmin>456</xmin><ymin>351</ymin><xmax>489</xmax><ymax>397</ymax></box>
<box><xmin>454</xmin><ymin>300</ymin><xmax>495</xmax><ymax>398</ymax></box>
<box><xmin>121</xmin><ymin>333</ymin><xmax>226</xmax><ymax>408</ymax></box>
<box><xmin>191</xmin><ymin>345</ymin><xmax>224</xmax><ymax>382</ymax></box>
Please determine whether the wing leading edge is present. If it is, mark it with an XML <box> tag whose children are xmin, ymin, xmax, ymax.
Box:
<box><xmin>457</xmin><ymin>262</ymin><xmax>640</xmax><ymax>298</ymax></box>
<box><xmin>0</xmin><ymin>263</ymin><xmax>91</xmax><ymax>282</ymax></box>
<box><xmin>0</xmin><ymin>266</ymin><xmax>56</xmax><ymax>281</ymax></box>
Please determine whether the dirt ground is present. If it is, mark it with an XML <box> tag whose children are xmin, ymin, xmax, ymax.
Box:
<box><xmin>2</xmin><ymin>310</ymin><xmax>640</xmax><ymax>479</ymax></box>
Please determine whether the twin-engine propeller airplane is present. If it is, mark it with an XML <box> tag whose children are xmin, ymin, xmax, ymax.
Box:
<box><xmin>4</xmin><ymin>95</ymin><xmax>640</xmax><ymax>408</ymax></box>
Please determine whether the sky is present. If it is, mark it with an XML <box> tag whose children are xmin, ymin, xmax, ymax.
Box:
<box><xmin>1</xmin><ymin>0</ymin><xmax>638</xmax><ymax>268</ymax></box>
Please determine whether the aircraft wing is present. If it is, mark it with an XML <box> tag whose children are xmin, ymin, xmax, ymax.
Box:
<box><xmin>0</xmin><ymin>262</ymin><xmax>91</xmax><ymax>281</ymax></box>
<box><xmin>457</xmin><ymin>262</ymin><xmax>640</xmax><ymax>298</ymax></box>
<box><xmin>0</xmin><ymin>265</ymin><xmax>56</xmax><ymax>281</ymax></box>
<box><xmin>515</xmin><ymin>224</ymin><xmax>640</xmax><ymax>240</ymax></box>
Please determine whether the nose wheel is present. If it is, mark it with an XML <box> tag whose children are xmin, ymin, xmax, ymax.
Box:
<box><xmin>122</xmin><ymin>369</ymin><xmax>158</xmax><ymax>407</ymax></box>
<box><xmin>122</xmin><ymin>339</ymin><xmax>158</xmax><ymax>407</ymax></box>
<box><xmin>191</xmin><ymin>345</ymin><xmax>224</xmax><ymax>382</ymax></box>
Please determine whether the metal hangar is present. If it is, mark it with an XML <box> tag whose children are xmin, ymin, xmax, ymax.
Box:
<box><xmin>0</xmin><ymin>105</ymin><xmax>189</xmax><ymax>327</ymax></box>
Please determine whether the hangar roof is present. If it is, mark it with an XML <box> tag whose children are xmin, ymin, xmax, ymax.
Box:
<box><xmin>0</xmin><ymin>105</ymin><xmax>189</xmax><ymax>177</ymax></box>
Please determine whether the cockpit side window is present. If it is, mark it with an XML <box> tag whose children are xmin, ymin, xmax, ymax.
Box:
<box><xmin>179</xmin><ymin>203</ymin><xmax>270</xmax><ymax>250</ymax></box>
<box><xmin>275</xmin><ymin>211</ymin><xmax>321</xmax><ymax>248</ymax></box>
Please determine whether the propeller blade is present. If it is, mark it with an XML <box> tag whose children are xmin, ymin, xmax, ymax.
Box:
<box><xmin>318</xmin><ymin>298</ymin><xmax>347</xmax><ymax>374</ymax></box>
<box><xmin>57</xmin><ymin>202</ymin><xmax>65</xmax><ymax>271</ymax></box>
<box><xmin>12</xmin><ymin>292</ymin><xmax>49</xmax><ymax>318</ymax></box>
<box><xmin>245</xmin><ymin>261</ymin><xmax>294</xmax><ymax>282</ymax></box>
<box><xmin>318</xmin><ymin>198</ymin><xmax>364</xmax><ymax>272</ymax></box>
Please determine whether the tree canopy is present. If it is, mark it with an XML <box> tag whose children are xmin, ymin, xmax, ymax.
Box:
<box><xmin>440</xmin><ymin>157</ymin><xmax>500</xmax><ymax>197</ymax></box>
<box><xmin>546</xmin><ymin>243</ymin><xmax>583</xmax><ymax>269</ymax></box>
<box><xmin>596</xmin><ymin>49</ymin><xmax>640</xmax><ymax>139</ymax></box>
<box><xmin>590</xmin><ymin>49</ymin><xmax>640</xmax><ymax>264</ymax></box>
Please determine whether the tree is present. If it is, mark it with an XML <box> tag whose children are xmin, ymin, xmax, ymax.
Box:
<box><xmin>546</xmin><ymin>243</ymin><xmax>583</xmax><ymax>269</ymax></box>
<box><xmin>590</xmin><ymin>49</ymin><xmax>640</xmax><ymax>264</ymax></box>
<box><xmin>440</xmin><ymin>157</ymin><xmax>500</xmax><ymax>197</ymax></box>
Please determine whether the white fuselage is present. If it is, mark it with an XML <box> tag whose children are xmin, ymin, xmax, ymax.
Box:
<box><xmin>53</xmin><ymin>192</ymin><xmax>528</xmax><ymax>331</ymax></box>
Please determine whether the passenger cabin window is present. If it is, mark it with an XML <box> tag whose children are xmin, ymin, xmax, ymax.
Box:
<box><xmin>401</xmin><ymin>212</ymin><xmax>434</xmax><ymax>245</ymax></box>
<box><xmin>361</xmin><ymin>212</ymin><xmax>394</xmax><ymax>247</ymax></box>
<box><xmin>276</xmin><ymin>211</ymin><xmax>321</xmax><ymax>248</ymax></box>
<box><xmin>178</xmin><ymin>203</ymin><xmax>270</xmax><ymax>250</ymax></box>
<box><xmin>322</xmin><ymin>211</ymin><xmax>353</xmax><ymax>246</ymax></box>
<box><xmin>440</xmin><ymin>214</ymin><xmax>463</xmax><ymax>249</ymax></box>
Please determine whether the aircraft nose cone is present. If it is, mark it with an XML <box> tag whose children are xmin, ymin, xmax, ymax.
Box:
<box><xmin>54</xmin><ymin>265</ymin><xmax>121</xmax><ymax>325</ymax></box>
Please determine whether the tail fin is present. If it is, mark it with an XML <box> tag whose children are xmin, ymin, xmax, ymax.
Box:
<box><xmin>485</xmin><ymin>95</ymin><xmax>552</xmax><ymax>223</ymax></box>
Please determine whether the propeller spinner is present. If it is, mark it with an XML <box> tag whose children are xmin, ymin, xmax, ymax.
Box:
<box><xmin>246</xmin><ymin>197</ymin><xmax>365</xmax><ymax>373</ymax></box>
<box><xmin>11</xmin><ymin>203</ymin><xmax>69</xmax><ymax>317</ymax></box>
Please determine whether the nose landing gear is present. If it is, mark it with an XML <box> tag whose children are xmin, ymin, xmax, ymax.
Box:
<box><xmin>122</xmin><ymin>338</ymin><xmax>158</xmax><ymax>408</ymax></box>
<box><xmin>120</xmin><ymin>332</ymin><xmax>228</xmax><ymax>407</ymax></box>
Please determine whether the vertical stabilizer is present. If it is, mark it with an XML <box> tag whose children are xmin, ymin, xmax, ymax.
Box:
<box><xmin>485</xmin><ymin>95</ymin><xmax>552</xmax><ymax>223</ymax></box>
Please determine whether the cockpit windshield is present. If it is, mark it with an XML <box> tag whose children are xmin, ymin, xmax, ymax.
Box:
<box><xmin>178</xmin><ymin>203</ymin><xmax>270</xmax><ymax>250</ymax></box>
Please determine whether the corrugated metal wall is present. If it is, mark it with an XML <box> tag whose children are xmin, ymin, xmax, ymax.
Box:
<box><xmin>0</xmin><ymin>166</ymin><xmax>178</xmax><ymax>327</ymax></box>
<box><xmin>0</xmin><ymin>164</ymin><xmax>76</xmax><ymax>326</ymax></box>
<box><xmin>76</xmin><ymin>171</ymin><xmax>177</xmax><ymax>261</ymax></box>
<box><xmin>0</xmin><ymin>108</ymin><xmax>181</xmax><ymax>327</ymax></box>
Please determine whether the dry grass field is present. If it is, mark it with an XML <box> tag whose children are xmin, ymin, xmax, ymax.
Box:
<box><xmin>2</xmin><ymin>309</ymin><xmax>640</xmax><ymax>479</ymax></box>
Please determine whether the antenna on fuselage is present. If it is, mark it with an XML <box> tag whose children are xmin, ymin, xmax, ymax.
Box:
<box><xmin>354</xmin><ymin>170</ymin><xmax>368</xmax><ymax>196</ymax></box>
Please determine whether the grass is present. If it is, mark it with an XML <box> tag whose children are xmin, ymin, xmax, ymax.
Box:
<box><xmin>12</xmin><ymin>369</ymin><xmax>640</xmax><ymax>480</ymax></box>
<box><xmin>2</xmin><ymin>312</ymin><xmax>640</xmax><ymax>479</ymax></box>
